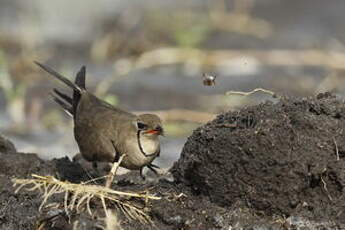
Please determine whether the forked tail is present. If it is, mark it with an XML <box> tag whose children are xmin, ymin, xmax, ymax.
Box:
<box><xmin>35</xmin><ymin>61</ymin><xmax>86</xmax><ymax>117</ymax></box>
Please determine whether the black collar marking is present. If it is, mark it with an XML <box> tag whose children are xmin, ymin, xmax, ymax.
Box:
<box><xmin>137</xmin><ymin>130</ymin><xmax>157</xmax><ymax>157</ymax></box>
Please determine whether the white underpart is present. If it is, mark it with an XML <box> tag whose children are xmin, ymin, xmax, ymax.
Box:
<box><xmin>124</xmin><ymin>134</ymin><xmax>159</xmax><ymax>168</ymax></box>
<box><xmin>140</xmin><ymin>136</ymin><xmax>159</xmax><ymax>155</ymax></box>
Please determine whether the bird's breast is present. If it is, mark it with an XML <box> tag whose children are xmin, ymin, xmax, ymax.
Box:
<box><xmin>122</xmin><ymin>137</ymin><xmax>159</xmax><ymax>169</ymax></box>
<box><xmin>140</xmin><ymin>138</ymin><xmax>159</xmax><ymax>155</ymax></box>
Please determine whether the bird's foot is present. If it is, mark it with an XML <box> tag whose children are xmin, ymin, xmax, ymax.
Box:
<box><xmin>140</xmin><ymin>164</ymin><xmax>161</xmax><ymax>180</ymax></box>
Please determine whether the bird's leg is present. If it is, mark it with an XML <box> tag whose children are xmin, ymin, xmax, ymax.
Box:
<box><xmin>80</xmin><ymin>164</ymin><xmax>96</xmax><ymax>182</ymax></box>
<box><xmin>148</xmin><ymin>163</ymin><xmax>160</xmax><ymax>169</ymax></box>
<box><xmin>105</xmin><ymin>154</ymin><xmax>126</xmax><ymax>188</ymax></box>
<box><xmin>140</xmin><ymin>164</ymin><xmax>160</xmax><ymax>180</ymax></box>
<box><xmin>147</xmin><ymin>164</ymin><xmax>159</xmax><ymax>176</ymax></box>
<box><xmin>92</xmin><ymin>162</ymin><xmax>98</xmax><ymax>172</ymax></box>
<box><xmin>140</xmin><ymin>167</ymin><xmax>146</xmax><ymax>180</ymax></box>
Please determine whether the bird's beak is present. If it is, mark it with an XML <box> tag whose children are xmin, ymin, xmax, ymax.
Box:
<box><xmin>145</xmin><ymin>126</ymin><xmax>164</xmax><ymax>136</ymax></box>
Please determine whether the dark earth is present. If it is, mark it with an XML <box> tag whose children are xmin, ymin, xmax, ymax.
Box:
<box><xmin>1</xmin><ymin>93</ymin><xmax>345</xmax><ymax>229</ymax></box>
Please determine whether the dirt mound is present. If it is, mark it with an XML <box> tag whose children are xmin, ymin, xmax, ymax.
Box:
<box><xmin>173</xmin><ymin>93</ymin><xmax>345</xmax><ymax>221</ymax></box>
<box><xmin>3</xmin><ymin>93</ymin><xmax>345</xmax><ymax>229</ymax></box>
<box><xmin>0</xmin><ymin>134</ymin><xmax>16</xmax><ymax>154</ymax></box>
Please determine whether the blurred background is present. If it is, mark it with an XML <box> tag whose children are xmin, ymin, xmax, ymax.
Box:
<box><xmin>1</xmin><ymin>0</ymin><xmax>345</xmax><ymax>168</ymax></box>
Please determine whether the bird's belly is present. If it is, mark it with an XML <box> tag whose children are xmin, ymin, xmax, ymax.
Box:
<box><xmin>122</xmin><ymin>153</ymin><xmax>156</xmax><ymax>170</ymax></box>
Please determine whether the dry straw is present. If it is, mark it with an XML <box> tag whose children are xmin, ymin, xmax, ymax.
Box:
<box><xmin>12</xmin><ymin>174</ymin><xmax>160</xmax><ymax>223</ymax></box>
<box><xmin>226</xmin><ymin>88</ymin><xmax>277</xmax><ymax>98</ymax></box>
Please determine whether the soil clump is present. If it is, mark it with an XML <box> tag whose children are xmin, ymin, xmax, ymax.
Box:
<box><xmin>1</xmin><ymin>93</ymin><xmax>345</xmax><ymax>229</ymax></box>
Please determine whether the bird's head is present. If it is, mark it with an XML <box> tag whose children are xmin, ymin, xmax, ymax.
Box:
<box><xmin>135</xmin><ymin>114</ymin><xmax>164</xmax><ymax>137</ymax></box>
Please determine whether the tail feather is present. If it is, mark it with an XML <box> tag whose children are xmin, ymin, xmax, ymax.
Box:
<box><xmin>37</xmin><ymin>61</ymin><xmax>88</xmax><ymax>118</ymax></box>
<box><xmin>73</xmin><ymin>66</ymin><xmax>86</xmax><ymax>114</ymax></box>
<box><xmin>53</xmin><ymin>88</ymin><xmax>73</xmax><ymax>104</ymax></box>
<box><xmin>75</xmin><ymin>66</ymin><xmax>86</xmax><ymax>89</ymax></box>
<box><xmin>50</xmin><ymin>92</ymin><xmax>73</xmax><ymax>117</ymax></box>
<box><xmin>35</xmin><ymin>61</ymin><xmax>82</xmax><ymax>92</ymax></box>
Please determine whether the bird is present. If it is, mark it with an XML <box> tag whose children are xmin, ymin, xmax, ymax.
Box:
<box><xmin>35</xmin><ymin>61</ymin><xmax>164</xmax><ymax>183</ymax></box>
<box><xmin>202</xmin><ymin>73</ymin><xmax>216</xmax><ymax>86</ymax></box>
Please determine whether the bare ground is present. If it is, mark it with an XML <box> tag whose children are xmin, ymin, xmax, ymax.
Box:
<box><xmin>1</xmin><ymin>93</ymin><xmax>345</xmax><ymax>229</ymax></box>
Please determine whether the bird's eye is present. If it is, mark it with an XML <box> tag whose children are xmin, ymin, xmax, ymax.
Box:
<box><xmin>137</xmin><ymin>122</ymin><xmax>148</xmax><ymax>130</ymax></box>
